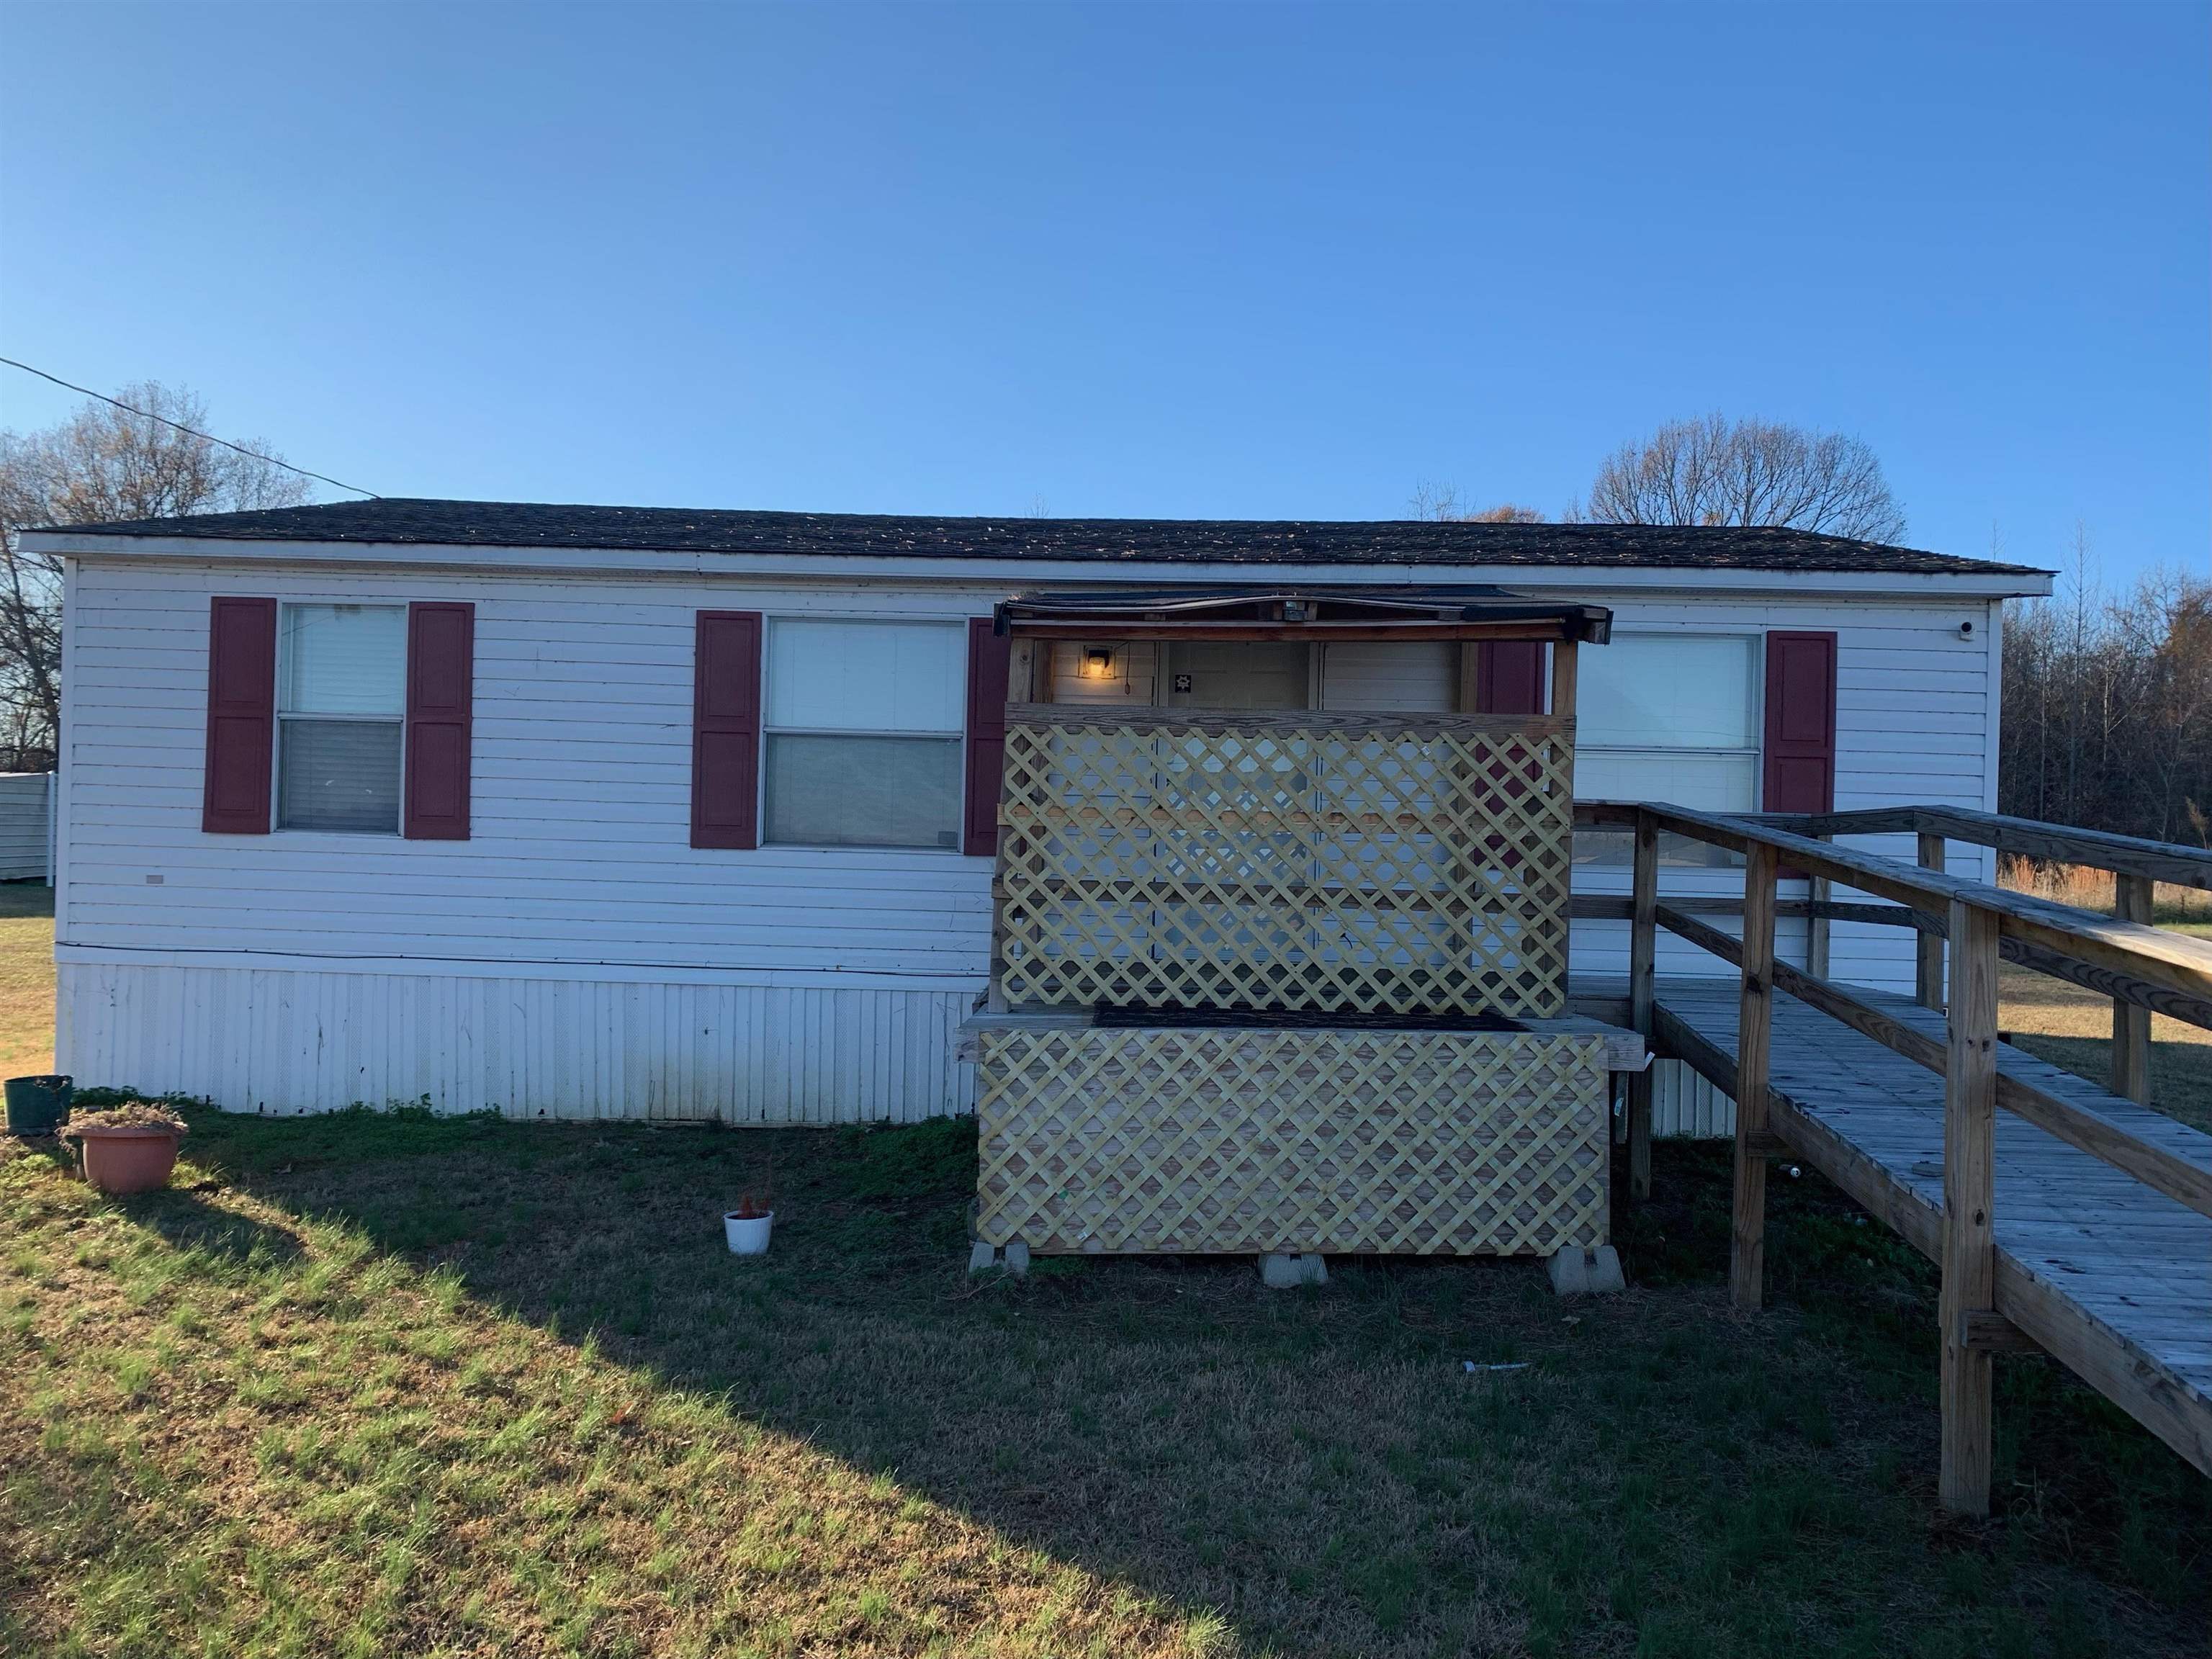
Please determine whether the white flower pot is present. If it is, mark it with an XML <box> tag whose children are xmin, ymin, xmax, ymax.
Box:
<box><xmin>724</xmin><ymin>1210</ymin><xmax>774</xmax><ymax>1255</ymax></box>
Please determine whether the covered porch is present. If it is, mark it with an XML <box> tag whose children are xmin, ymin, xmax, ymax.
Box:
<box><xmin>961</xmin><ymin>587</ymin><xmax>1637</xmax><ymax>1263</ymax></box>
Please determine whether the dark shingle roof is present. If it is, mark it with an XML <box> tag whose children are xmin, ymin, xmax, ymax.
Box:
<box><xmin>34</xmin><ymin>498</ymin><xmax>2049</xmax><ymax>577</ymax></box>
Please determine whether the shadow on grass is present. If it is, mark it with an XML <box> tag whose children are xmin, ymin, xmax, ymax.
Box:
<box><xmin>127</xmin><ymin>1182</ymin><xmax>310</xmax><ymax>1267</ymax></box>
<box><xmin>181</xmin><ymin>1106</ymin><xmax>2210</xmax><ymax>1659</ymax></box>
<box><xmin>6</xmin><ymin>1133</ymin><xmax>307</xmax><ymax>1266</ymax></box>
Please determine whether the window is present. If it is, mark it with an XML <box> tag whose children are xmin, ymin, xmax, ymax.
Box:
<box><xmin>277</xmin><ymin>603</ymin><xmax>406</xmax><ymax>833</ymax></box>
<box><xmin>763</xmin><ymin>619</ymin><xmax>965</xmax><ymax>849</ymax></box>
<box><xmin>1573</xmin><ymin>635</ymin><xmax>1758</xmax><ymax>868</ymax></box>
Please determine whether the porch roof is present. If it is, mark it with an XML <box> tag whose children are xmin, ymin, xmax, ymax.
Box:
<box><xmin>994</xmin><ymin>585</ymin><xmax>1612</xmax><ymax>644</ymax></box>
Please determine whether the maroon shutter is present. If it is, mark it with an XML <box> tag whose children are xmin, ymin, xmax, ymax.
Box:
<box><xmin>1479</xmin><ymin>642</ymin><xmax>1547</xmax><ymax>714</ymax></box>
<box><xmin>1763</xmin><ymin>631</ymin><xmax>1838</xmax><ymax>816</ymax></box>
<box><xmin>963</xmin><ymin>619</ymin><xmax>1012</xmax><ymax>857</ymax></box>
<box><xmin>404</xmin><ymin>602</ymin><xmax>475</xmax><ymax>840</ymax></box>
<box><xmin>202</xmin><ymin>596</ymin><xmax>277</xmax><ymax>834</ymax></box>
<box><xmin>692</xmin><ymin>611</ymin><xmax>763</xmax><ymax>850</ymax></box>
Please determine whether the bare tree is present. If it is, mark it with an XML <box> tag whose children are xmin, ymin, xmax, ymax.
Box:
<box><xmin>1408</xmin><ymin>482</ymin><xmax>1545</xmax><ymax>523</ymax></box>
<box><xmin>1582</xmin><ymin>413</ymin><xmax>1907</xmax><ymax>544</ymax></box>
<box><xmin>2000</xmin><ymin>532</ymin><xmax>2212</xmax><ymax>845</ymax></box>
<box><xmin>0</xmin><ymin>384</ymin><xmax>310</xmax><ymax>764</ymax></box>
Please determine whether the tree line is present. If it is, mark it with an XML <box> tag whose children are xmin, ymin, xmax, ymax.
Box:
<box><xmin>0</xmin><ymin>384</ymin><xmax>309</xmax><ymax>770</ymax></box>
<box><xmin>1999</xmin><ymin>544</ymin><xmax>2212</xmax><ymax>847</ymax></box>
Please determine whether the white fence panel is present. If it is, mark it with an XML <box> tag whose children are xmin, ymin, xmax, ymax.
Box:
<box><xmin>0</xmin><ymin>773</ymin><xmax>53</xmax><ymax>882</ymax></box>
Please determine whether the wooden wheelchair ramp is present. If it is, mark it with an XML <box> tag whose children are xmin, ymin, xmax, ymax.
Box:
<box><xmin>1650</xmin><ymin>975</ymin><xmax>2212</xmax><ymax>1478</ymax></box>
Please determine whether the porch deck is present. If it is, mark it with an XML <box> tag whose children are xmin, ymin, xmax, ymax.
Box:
<box><xmin>1605</xmin><ymin>971</ymin><xmax>2212</xmax><ymax>1475</ymax></box>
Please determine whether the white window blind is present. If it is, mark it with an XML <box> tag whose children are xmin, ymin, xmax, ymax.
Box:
<box><xmin>1579</xmin><ymin>636</ymin><xmax>1757</xmax><ymax>750</ymax></box>
<box><xmin>1575</xmin><ymin>635</ymin><xmax>1758</xmax><ymax>868</ymax></box>
<box><xmin>283</xmin><ymin>605</ymin><xmax>406</xmax><ymax>716</ymax></box>
<box><xmin>767</xmin><ymin>621</ymin><xmax>964</xmax><ymax>733</ymax></box>
<box><xmin>277</xmin><ymin>603</ymin><xmax>406</xmax><ymax>833</ymax></box>
<box><xmin>763</xmin><ymin>619</ymin><xmax>964</xmax><ymax>849</ymax></box>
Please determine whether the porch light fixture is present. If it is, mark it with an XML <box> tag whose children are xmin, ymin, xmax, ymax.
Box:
<box><xmin>1081</xmin><ymin>647</ymin><xmax>1115</xmax><ymax>680</ymax></box>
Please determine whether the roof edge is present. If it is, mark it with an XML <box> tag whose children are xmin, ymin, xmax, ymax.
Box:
<box><xmin>26</xmin><ymin>528</ymin><xmax>2059</xmax><ymax>599</ymax></box>
<box><xmin>17</xmin><ymin>496</ymin><xmax>2054</xmax><ymax>581</ymax></box>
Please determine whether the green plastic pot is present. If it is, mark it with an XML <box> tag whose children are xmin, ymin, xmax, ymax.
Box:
<box><xmin>5</xmin><ymin>1074</ymin><xmax>73</xmax><ymax>1137</ymax></box>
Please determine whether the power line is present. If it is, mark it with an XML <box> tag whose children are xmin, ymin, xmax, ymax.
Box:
<box><xmin>0</xmin><ymin>356</ymin><xmax>379</xmax><ymax>500</ymax></box>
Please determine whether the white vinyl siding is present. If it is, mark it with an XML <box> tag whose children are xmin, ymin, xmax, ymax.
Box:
<box><xmin>1562</xmin><ymin>603</ymin><xmax>2002</xmax><ymax>993</ymax></box>
<box><xmin>1162</xmin><ymin>641</ymin><xmax>1310</xmax><ymax>709</ymax></box>
<box><xmin>1318</xmin><ymin>641</ymin><xmax>1457</xmax><ymax>713</ymax></box>
<box><xmin>1046</xmin><ymin>640</ymin><xmax>1158</xmax><ymax>705</ymax></box>
<box><xmin>1048</xmin><ymin>640</ymin><xmax>1460</xmax><ymax>713</ymax></box>
<box><xmin>60</xmin><ymin>566</ymin><xmax>1000</xmax><ymax>979</ymax></box>
<box><xmin>55</xmin><ymin>558</ymin><xmax>2002</xmax><ymax>1118</ymax></box>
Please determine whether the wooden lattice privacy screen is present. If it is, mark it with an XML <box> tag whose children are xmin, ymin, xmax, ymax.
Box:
<box><xmin>974</xmin><ymin>1027</ymin><xmax>1610</xmax><ymax>1255</ymax></box>
<box><xmin>994</xmin><ymin>707</ymin><xmax>1575</xmax><ymax>1017</ymax></box>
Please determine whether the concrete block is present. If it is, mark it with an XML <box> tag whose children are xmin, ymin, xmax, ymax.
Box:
<box><xmin>1586</xmin><ymin>1245</ymin><xmax>1626</xmax><ymax>1294</ymax></box>
<box><xmin>1003</xmin><ymin>1240</ymin><xmax>1030</xmax><ymax>1276</ymax></box>
<box><xmin>1260</xmin><ymin>1252</ymin><xmax>1327</xmax><ymax>1288</ymax></box>
<box><xmin>1547</xmin><ymin>1247</ymin><xmax>1590</xmax><ymax>1296</ymax></box>
<box><xmin>968</xmin><ymin>1239</ymin><xmax>998</xmax><ymax>1274</ymax></box>
<box><xmin>1548</xmin><ymin>1246</ymin><xmax>1626</xmax><ymax>1297</ymax></box>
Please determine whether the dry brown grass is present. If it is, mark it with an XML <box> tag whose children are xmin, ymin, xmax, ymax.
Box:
<box><xmin>1997</xmin><ymin>855</ymin><xmax>2212</xmax><ymax>925</ymax></box>
<box><xmin>0</xmin><ymin>884</ymin><xmax>53</xmax><ymax>1080</ymax></box>
<box><xmin>1998</xmin><ymin>959</ymin><xmax>2212</xmax><ymax>1133</ymax></box>
<box><xmin>1985</xmin><ymin>858</ymin><xmax>2212</xmax><ymax>1131</ymax></box>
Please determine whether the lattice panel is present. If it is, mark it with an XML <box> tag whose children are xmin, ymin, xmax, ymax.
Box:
<box><xmin>975</xmin><ymin>1028</ymin><xmax>1609</xmax><ymax>1256</ymax></box>
<box><xmin>995</xmin><ymin>712</ymin><xmax>1573</xmax><ymax>1016</ymax></box>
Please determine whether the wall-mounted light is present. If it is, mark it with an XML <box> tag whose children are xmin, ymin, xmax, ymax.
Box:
<box><xmin>1081</xmin><ymin>646</ymin><xmax>1115</xmax><ymax>680</ymax></box>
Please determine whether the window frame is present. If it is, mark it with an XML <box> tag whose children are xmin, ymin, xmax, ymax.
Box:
<box><xmin>271</xmin><ymin>600</ymin><xmax>410</xmax><ymax>837</ymax></box>
<box><xmin>759</xmin><ymin>614</ymin><xmax>970</xmax><ymax>855</ymax></box>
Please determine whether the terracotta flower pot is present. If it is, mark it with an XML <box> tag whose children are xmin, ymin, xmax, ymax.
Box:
<box><xmin>73</xmin><ymin>1124</ymin><xmax>183</xmax><ymax>1195</ymax></box>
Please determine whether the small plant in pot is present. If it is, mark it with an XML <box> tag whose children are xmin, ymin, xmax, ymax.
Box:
<box><xmin>724</xmin><ymin>1155</ymin><xmax>775</xmax><ymax>1255</ymax></box>
<box><xmin>60</xmin><ymin>1102</ymin><xmax>189</xmax><ymax>1195</ymax></box>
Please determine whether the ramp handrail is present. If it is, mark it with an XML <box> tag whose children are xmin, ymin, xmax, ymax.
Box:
<box><xmin>1575</xmin><ymin>799</ymin><xmax>2212</xmax><ymax>1517</ymax></box>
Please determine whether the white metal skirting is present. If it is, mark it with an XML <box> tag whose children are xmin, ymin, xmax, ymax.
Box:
<box><xmin>1650</xmin><ymin>1057</ymin><xmax>1737</xmax><ymax>1138</ymax></box>
<box><xmin>56</xmin><ymin>961</ymin><xmax>976</xmax><ymax>1122</ymax></box>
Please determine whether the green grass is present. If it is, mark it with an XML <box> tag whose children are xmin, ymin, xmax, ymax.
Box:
<box><xmin>4</xmin><ymin>1113</ymin><xmax>2206</xmax><ymax>1658</ymax></box>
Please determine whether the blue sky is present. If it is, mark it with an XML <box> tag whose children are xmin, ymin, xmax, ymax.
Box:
<box><xmin>2</xmin><ymin>2</ymin><xmax>2205</xmax><ymax>580</ymax></box>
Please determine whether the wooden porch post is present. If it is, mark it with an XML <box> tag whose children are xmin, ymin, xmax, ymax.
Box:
<box><xmin>1939</xmin><ymin>899</ymin><xmax>2001</xmax><ymax>1516</ymax></box>
<box><xmin>1731</xmin><ymin>841</ymin><xmax>1779</xmax><ymax>1310</ymax></box>
<box><xmin>1807</xmin><ymin>836</ymin><xmax>1833</xmax><ymax>979</ymax></box>
<box><xmin>1627</xmin><ymin>810</ymin><xmax>1658</xmax><ymax>1200</ymax></box>
<box><xmin>2113</xmin><ymin>875</ymin><xmax>2154</xmax><ymax>1105</ymax></box>
<box><xmin>1915</xmin><ymin>833</ymin><xmax>1946</xmax><ymax>1010</ymax></box>
<box><xmin>1549</xmin><ymin>638</ymin><xmax>1579</xmax><ymax>721</ymax></box>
